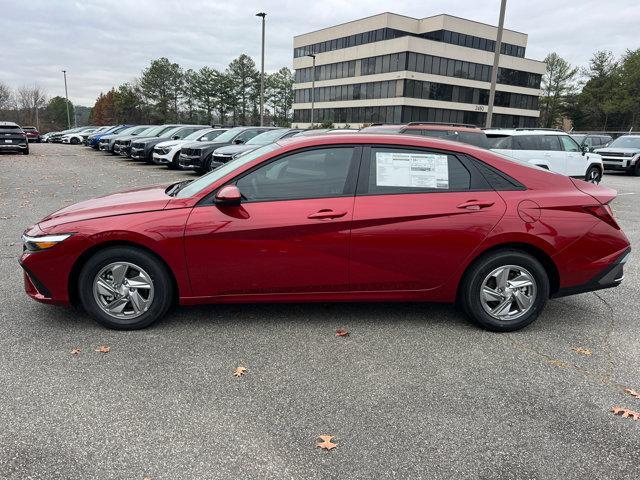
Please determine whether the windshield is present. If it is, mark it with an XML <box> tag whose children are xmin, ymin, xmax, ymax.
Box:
<box><xmin>210</xmin><ymin>128</ymin><xmax>247</xmax><ymax>143</ymax></box>
<box><xmin>175</xmin><ymin>143</ymin><xmax>280</xmax><ymax>198</ymax></box>
<box><xmin>139</xmin><ymin>126</ymin><xmax>166</xmax><ymax>137</ymax></box>
<box><xmin>157</xmin><ymin>126</ymin><xmax>181</xmax><ymax>138</ymax></box>
<box><xmin>184</xmin><ymin>129</ymin><xmax>212</xmax><ymax>140</ymax></box>
<box><xmin>607</xmin><ymin>136</ymin><xmax>640</xmax><ymax>149</ymax></box>
<box><xmin>113</xmin><ymin>126</ymin><xmax>138</xmax><ymax>135</ymax></box>
<box><xmin>246</xmin><ymin>129</ymin><xmax>286</xmax><ymax>145</ymax></box>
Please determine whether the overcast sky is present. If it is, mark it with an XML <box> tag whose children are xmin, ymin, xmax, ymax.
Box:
<box><xmin>3</xmin><ymin>0</ymin><xmax>639</xmax><ymax>106</ymax></box>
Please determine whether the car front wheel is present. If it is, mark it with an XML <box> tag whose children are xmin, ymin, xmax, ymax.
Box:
<box><xmin>459</xmin><ymin>250</ymin><xmax>550</xmax><ymax>332</ymax></box>
<box><xmin>78</xmin><ymin>246</ymin><xmax>173</xmax><ymax>329</ymax></box>
<box><xmin>585</xmin><ymin>165</ymin><xmax>602</xmax><ymax>184</ymax></box>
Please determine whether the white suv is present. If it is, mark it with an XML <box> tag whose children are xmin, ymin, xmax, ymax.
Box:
<box><xmin>485</xmin><ymin>129</ymin><xmax>604</xmax><ymax>184</ymax></box>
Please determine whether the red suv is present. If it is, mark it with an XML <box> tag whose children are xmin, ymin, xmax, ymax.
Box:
<box><xmin>22</xmin><ymin>126</ymin><xmax>41</xmax><ymax>142</ymax></box>
<box><xmin>361</xmin><ymin>122</ymin><xmax>490</xmax><ymax>148</ymax></box>
<box><xmin>20</xmin><ymin>134</ymin><xmax>630</xmax><ymax>331</ymax></box>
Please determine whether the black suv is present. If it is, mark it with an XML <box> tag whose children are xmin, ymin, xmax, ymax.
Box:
<box><xmin>570</xmin><ymin>133</ymin><xmax>612</xmax><ymax>152</ymax></box>
<box><xmin>0</xmin><ymin>122</ymin><xmax>29</xmax><ymax>155</ymax></box>
<box><xmin>178</xmin><ymin>126</ymin><xmax>278</xmax><ymax>174</ymax></box>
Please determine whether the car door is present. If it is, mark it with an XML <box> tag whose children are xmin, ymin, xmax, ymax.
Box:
<box><xmin>558</xmin><ymin>135</ymin><xmax>584</xmax><ymax>176</ymax></box>
<box><xmin>349</xmin><ymin>146</ymin><xmax>506</xmax><ymax>292</ymax></box>
<box><xmin>183</xmin><ymin>146</ymin><xmax>361</xmax><ymax>297</ymax></box>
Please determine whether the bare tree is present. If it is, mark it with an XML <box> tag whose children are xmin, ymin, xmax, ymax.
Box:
<box><xmin>0</xmin><ymin>82</ymin><xmax>11</xmax><ymax>110</ymax></box>
<box><xmin>17</xmin><ymin>85</ymin><xmax>47</xmax><ymax>129</ymax></box>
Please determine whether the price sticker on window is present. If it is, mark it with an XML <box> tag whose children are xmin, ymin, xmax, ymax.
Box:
<box><xmin>375</xmin><ymin>152</ymin><xmax>449</xmax><ymax>189</ymax></box>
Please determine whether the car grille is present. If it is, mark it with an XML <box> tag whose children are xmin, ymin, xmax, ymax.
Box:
<box><xmin>601</xmin><ymin>152</ymin><xmax>625</xmax><ymax>157</ymax></box>
<box><xmin>121</xmin><ymin>140</ymin><xmax>131</xmax><ymax>147</ymax></box>
<box><xmin>183</xmin><ymin>148</ymin><xmax>202</xmax><ymax>156</ymax></box>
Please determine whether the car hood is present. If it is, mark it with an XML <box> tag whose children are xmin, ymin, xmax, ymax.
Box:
<box><xmin>38</xmin><ymin>183</ymin><xmax>173</xmax><ymax>230</ymax></box>
<box><xmin>214</xmin><ymin>144</ymin><xmax>255</xmax><ymax>156</ymax></box>
<box><xmin>156</xmin><ymin>139</ymin><xmax>187</xmax><ymax>149</ymax></box>
<box><xmin>595</xmin><ymin>147</ymin><xmax>639</xmax><ymax>154</ymax></box>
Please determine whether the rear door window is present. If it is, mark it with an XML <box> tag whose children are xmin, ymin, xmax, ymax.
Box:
<box><xmin>360</xmin><ymin>147</ymin><xmax>471</xmax><ymax>195</ymax></box>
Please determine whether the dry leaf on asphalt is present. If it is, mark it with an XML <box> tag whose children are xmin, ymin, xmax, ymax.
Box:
<box><xmin>624</xmin><ymin>388</ymin><xmax>640</xmax><ymax>400</ymax></box>
<box><xmin>95</xmin><ymin>345</ymin><xmax>110</xmax><ymax>353</ymax></box>
<box><xmin>70</xmin><ymin>348</ymin><xmax>81</xmax><ymax>356</ymax></box>
<box><xmin>335</xmin><ymin>328</ymin><xmax>349</xmax><ymax>337</ymax></box>
<box><xmin>611</xmin><ymin>406</ymin><xmax>640</xmax><ymax>420</ymax></box>
<box><xmin>316</xmin><ymin>435</ymin><xmax>338</xmax><ymax>451</ymax></box>
<box><xmin>233</xmin><ymin>366</ymin><xmax>247</xmax><ymax>377</ymax></box>
<box><xmin>571</xmin><ymin>347</ymin><xmax>592</xmax><ymax>356</ymax></box>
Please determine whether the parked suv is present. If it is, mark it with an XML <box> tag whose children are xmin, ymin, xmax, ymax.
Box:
<box><xmin>152</xmin><ymin>128</ymin><xmax>228</xmax><ymax>169</ymax></box>
<box><xmin>570</xmin><ymin>133</ymin><xmax>612</xmax><ymax>152</ymax></box>
<box><xmin>130</xmin><ymin>125</ymin><xmax>209</xmax><ymax>163</ymax></box>
<box><xmin>22</xmin><ymin>126</ymin><xmax>41</xmax><ymax>142</ymax></box>
<box><xmin>209</xmin><ymin>128</ymin><xmax>302</xmax><ymax>169</ymax></box>
<box><xmin>485</xmin><ymin>128</ymin><xmax>604</xmax><ymax>183</ymax></box>
<box><xmin>0</xmin><ymin>122</ymin><xmax>29</xmax><ymax>154</ymax></box>
<box><xmin>178</xmin><ymin>126</ymin><xmax>278</xmax><ymax>174</ymax></box>
<box><xmin>99</xmin><ymin>125</ymin><xmax>149</xmax><ymax>153</ymax></box>
<box><xmin>595</xmin><ymin>135</ymin><xmax>640</xmax><ymax>176</ymax></box>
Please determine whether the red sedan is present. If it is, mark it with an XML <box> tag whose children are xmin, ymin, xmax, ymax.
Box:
<box><xmin>20</xmin><ymin>134</ymin><xmax>630</xmax><ymax>331</ymax></box>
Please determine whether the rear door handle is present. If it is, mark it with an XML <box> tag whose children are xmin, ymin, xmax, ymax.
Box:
<box><xmin>307</xmin><ymin>209</ymin><xmax>348</xmax><ymax>219</ymax></box>
<box><xmin>456</xmin><ymin>200</ymin><xmax>495</xmax><ymax>210</ymax></box>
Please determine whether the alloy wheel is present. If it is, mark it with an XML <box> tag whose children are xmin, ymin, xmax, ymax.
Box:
<box><xmin>92</xmin><ymin>262</ymin><xmax>154</xmax><ymax>320</ymax></box>
<box><xmin>586</xmin><ymin>168</ymin><xmax>601</xmax><ymax>184</ymax></box>
<box><xmin>480</xmin><ymin>265</ymin><xmax>537</xmax><ymax>321</ymax></box>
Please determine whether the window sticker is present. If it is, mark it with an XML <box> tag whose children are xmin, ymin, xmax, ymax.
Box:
<box><xmin>375</xmin><ymin>152</ymin><xmax>449</xmax><ymax>189</ymax></box>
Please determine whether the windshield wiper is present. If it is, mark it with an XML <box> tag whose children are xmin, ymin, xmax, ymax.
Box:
<box><xmin>166</xmin><ymin>180</ymin><xmax>192</xmax><ymax>196</ymax></box>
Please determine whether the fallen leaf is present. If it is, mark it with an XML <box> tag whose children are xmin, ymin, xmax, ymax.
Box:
<box><xmin>70</xmin><ymin>348</ymin><xmax>81</xmax><ymax>356</ymax></box>
<box><xmin>611</xmin><ymin>406</ymin><xmax>640</xmax><ymax>420</ymax></box>
<box><xmin>624</xmin><ymin>388</ymin><xmax>640</xmax><ymax>400</ymax></box>
<box><xmin>335</xmin><ymin>328</ymin><xmax>349</xmax><ymax>337</ymax></box>
<box><xmin>233</xmin><ymin>366</ymin><xmax>247</xmax><ymax>377</ymax></box>
<box><xmin>316</xmin><ymin>435</ymin><xmax>338</xmax><ymax>451</ymax></box>
<box><xmin>571</xmin><ymin>347</ymin><xmax>592</xmax><ymax>356</ymax></box>
<box><xmin>95</xmin><ymin>345</ymin><xmax>110</xmax><ymax>353</ymax></box>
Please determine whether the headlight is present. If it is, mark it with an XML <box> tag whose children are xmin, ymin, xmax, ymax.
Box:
<box><xmin>624</xmin><ymin>152</ymin><xmax>634</xmax><ymax>157</ymax></box>
<box><xmin>22</xmin><ymin>233</ymin><xmax>73</xmax><ymax>252</ymax></box>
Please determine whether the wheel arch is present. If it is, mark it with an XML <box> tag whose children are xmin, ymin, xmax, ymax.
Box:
<box><xmin>456</xmin><ymin>241</ymin><xmax>560</xmax><ymax>303</ymax></box>
<box><xmin>68</xmin><ymin>240</ymin><xmax>180</xmax><ymax>307</ymax></box>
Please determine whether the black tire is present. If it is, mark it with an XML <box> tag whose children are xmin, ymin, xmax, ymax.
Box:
<box><xmin>168</xmin><ymin>152</ymin><xmax>180</xmax><ymax>170</ymax></box>
<box><xmin>77</xmin><ymin>246</ymin><xmax>174</xmax><ymax>330</ymax></box>
<box><xmin>23</xmin><ymin>146</ymin><xmax>29</xmax><ymax>155</ymax></box>
<box><xmin>70</xmin><ymin>137</ymin><xmax>79</xmax><ymax>145</ymax></box>
<box><xmin>585</xmin><ymin>165</ymin><xmax>602</xmax><ymax>184</ymax></box>
<box><xmin>459</xmin><ymin>250</ymin><xmax>550</xmax><ymax>332</ymax></box>
<box><xmin>631</xmin><ymin>161</ymin><xmax>640</xmax><ymax>177</ymax></box>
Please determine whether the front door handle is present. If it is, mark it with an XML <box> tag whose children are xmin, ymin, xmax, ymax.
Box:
<box><xmin>307</xmin><ymin>209</ymin><xmax>348</xmax><ymax>219</ymax></box>
<box><xmin>456</xmin><ymin>200</ymin><xmax>495</xmax><ymax>210</ymax></box>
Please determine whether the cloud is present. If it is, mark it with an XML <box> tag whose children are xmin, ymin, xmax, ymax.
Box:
<box><xmin>2</xmin><ymin>0</ymin><xmax>638</xmax><ymax>106</ymax></box>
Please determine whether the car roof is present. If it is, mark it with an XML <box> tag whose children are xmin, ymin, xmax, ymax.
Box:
<box><xmin>484</xmin><ymin>128</ymin><xmax>571</xmax><ymax>136</ymax></box>
<box><xmin>0</xmin><ymin>121</ymin><xmax>19</xmax><ymax>126</ymax></box>
<box><xmin>404</xmin><ymin>124</ymin><xmax>482</xmax><ymax>133</ymax></box>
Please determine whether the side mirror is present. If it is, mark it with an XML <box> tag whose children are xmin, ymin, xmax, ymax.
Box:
<box><xmin>215</xmin><ymin>185</ymin><xmax>242</xmax><ymax>206</ymax></box>
<box><xmin>172</xmin><ymin>135</ymin><xmax>180</xmax><ymax>140</ymax></box>
<box><xmin>233</xmin><ymin>138</ymin><xmax>244</xmax><ymax>144</ymax></box>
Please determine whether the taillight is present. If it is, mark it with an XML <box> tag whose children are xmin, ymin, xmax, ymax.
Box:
<box><xmin>584</xmin><ymin>204</ymin><xmax>619</xmax><ymax>229</ymax></box>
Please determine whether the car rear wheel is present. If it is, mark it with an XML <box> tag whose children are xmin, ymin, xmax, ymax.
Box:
<box><xmin>23</xmin><ymin>146</ymin><xmax>29</xmax><ymax>155</ymax></box>
<box><xmin>78</xmin><ymin>246</ymin><xmax>173</xmax><ymax>330</ymax></box>
<box><xmin>70</xmin><ymin>137</ymin><xmax>79</xmax><ymax>145</ymax></box>
<box><xmin>585</xmin><ymin>166</ymin><xmax>602</xmax><ymax>184</ymax></box>
<box><xmin>631</xmin><ymin>161</ymin><xmax>640</xmax><ymax>177</ymax></box>
<box><xmin>459</xmin><ymin>250</ymin><xmax>549</xmax><ymax>332</ymax></box>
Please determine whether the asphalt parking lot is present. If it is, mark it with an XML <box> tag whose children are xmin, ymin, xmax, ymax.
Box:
<box><xmin>0</xmin><ymin>143</ymin><xmax>638</xmax><ymax>479</ymax></box>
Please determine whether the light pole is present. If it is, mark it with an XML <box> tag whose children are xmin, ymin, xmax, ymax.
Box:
<box><xmin>256</xmin><ymin>12</ymin><xmax>266</xmax><ymax>126</ymax></box>
<box><xmin>62</xmin><ymin>70</ymin><xmax>71</xmax><ymax>129</ymax></box>
<box><xmin>485</xmin><ymin>0</ymin><xmax>507</xmax><ymax>128</ymax></box>
<box><xmin>307</xmin><ymin>53</ymin><xmax>316</xmax><ymax>126</ymax></box>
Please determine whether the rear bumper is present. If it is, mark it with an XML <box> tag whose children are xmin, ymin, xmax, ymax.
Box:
<box><xmin>0</xmin><ymin>143</ymin><xmax>27</xmax><ymax>150</ymax></box>
<box><xmin>552</xmin><ymin>247</ymin><xmax>631</xmax><ymax>298</ymax></box>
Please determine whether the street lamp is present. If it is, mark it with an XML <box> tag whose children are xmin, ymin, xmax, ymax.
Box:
<box><xmin>306</xmin><ymin>53</ymin><xmax>316</xmax><ymax>126</ymax></box>
<box><xmin>485</xmin><ymin>0</ymin><xmax>507</xmax><ymax>128</ymax></box>
<box><xmin>256</xmin><ymin>12</ymin><xmax>266</xmax><ymax>126</ymax></box>
<box><xmin>62</xmin><ymin>70</ymin><xmax>71</xmax><ymax>129</ymax></box>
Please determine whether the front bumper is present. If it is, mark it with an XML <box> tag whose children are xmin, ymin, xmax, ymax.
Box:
<box><xmin>178</xmin><ymin>154</ymin><xmax>204</xmax><ymax>169</ymax></box>
<box><xmin>152</xmin><ymin>152</ymin><xmax>172</xmax><ymax>164</ymax></box>
<box><xmin>601</xmin><ymin>155</ymin><xmax>638</xmax><ymax>170</ymax></box>
<box><xmin>130</xmin><ymin>147</ymin><xmax>146</xmax><ymax>159</ymax></box>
